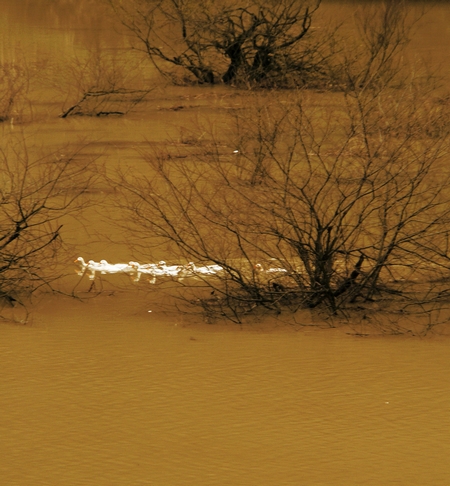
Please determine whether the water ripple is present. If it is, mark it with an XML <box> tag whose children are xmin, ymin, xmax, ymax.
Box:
<box><xmin>1</xmin><ymin>297</ymin><xmax>450</xmax><ymax>485</ymax></box>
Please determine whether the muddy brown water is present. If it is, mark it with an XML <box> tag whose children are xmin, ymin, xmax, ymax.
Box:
<box><xmin>1</xmin><ymin>2</ymin><xmax>450</xmax><ymax>485</ymax></box>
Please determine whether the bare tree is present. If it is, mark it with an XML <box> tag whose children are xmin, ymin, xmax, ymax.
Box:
<box><xmin>108</xmin><ymin>0</ymin><xmax>342</xmax><ymax>87</ymax></box>
<box><xmin>337</xmin><ymin>0</ymin><xmax>426</xmax><ymax>93</ymax></box>
<box><xmin>0</xmin><ymin>54</ymin><xmax>45</xmax><ymax>124</ymax></box>
<box><xmin>111</xmin><ymin>77</ymin><xmax>450</xmax><ymax>328</ymax></box>
<box><xmin>108</xmin><ymin>0</ymin><xmax>426</xmax><ymax>91</ymax></box>
<box><xmin>0</xmin><ymin>135</ymin><xmax>97</xmax><ymax>310</ymax></box>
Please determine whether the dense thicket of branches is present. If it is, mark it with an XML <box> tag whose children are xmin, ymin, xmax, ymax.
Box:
<box><xmin>108</xmin><ymin>0</ymin><xmax>339</xmax><ymax>87</ymax></box>
<box><xmin>108</xmin><ymin>0</ymin><xmax>419</xmax><ymax>90</ymax></box>
<box><xmin>102</xmin><ymin>0</ymin><xmax>450</xmax><ymax>331</ymax></box>
<box><xmin>113</xmin><ymin>81</ymin><xmax>450</xmax><ymax>324</ymax></box>
<box><xmin>0</xmin><ymin>137</ymin><xmax>96</xmax><ymax>306</ymax></box>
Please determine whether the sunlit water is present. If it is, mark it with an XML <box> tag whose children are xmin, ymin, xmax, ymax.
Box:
<box><xmin>1</xmin><ymin>1</ymin><xmax>450</xmax><ymax>485</ymax></box>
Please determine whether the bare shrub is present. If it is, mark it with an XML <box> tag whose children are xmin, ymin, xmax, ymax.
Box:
<box><xmin>108</xmin><ymin>0</ymin><xmax>428</xmax><ymax>92</ymax></box>
<box><xmin>337</xmin><ymin>0</ymin><xmax>425</xmax><ymax>93</ymax></box>
<box><xmin>0</xmin><ymin>135</ymin><xmax>97</xmax><ymax>311</ymax></box>
<box><xmin>0</xmin><ymin>63</ymin><xmax>28</xmax><ymax>122</ymax></box>
<box><xmin>108</xmin><ymin>0</ymin><xmax>347</xmax><ymax>87</ymax></box>
<box><xmin>111</xmin><ymin>77</ymin><xmax>450</xmax><ymax>329</ymax></box>
<box><xmin>0</xmin><ymin>57</ymin><xmax>38</xmax><ymax>124</ymax></box>
<box><xmin>58</xmin><ymin>48</ymin><xmax>153</xmax><ymax>117</ymax></box>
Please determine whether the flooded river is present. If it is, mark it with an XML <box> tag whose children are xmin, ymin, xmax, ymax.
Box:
<box><xmin>1</xmin><ymin>1</ymin><xmax>450</xmax><ymax>485</ymax></box>
<box><xmin>2</xmin><ymin>293</ymin><xmax>450</xmax><ymax>485</ymax></box>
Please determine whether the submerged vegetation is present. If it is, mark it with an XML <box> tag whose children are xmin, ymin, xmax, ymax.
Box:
<box><xmin>108</xmin><ymin>0</ymin><xmax>421</xmax><ymax>90</ymax></box>
<box><xmin>113</xmin><ymin>84</ymin><xmax>450</xmax><ymax>328</ymax></box>
<box><xmin>57</xmin><ymin>49</ymin><xmax>153</xmax><ymax>118</ymax></box>
<box><xmin>0</xmin><ymin>136</ymin><xmax>97</xmax><ymax>311</ymax></box>
<box><xmin>1</xmin><ymin>0</ymin><xmax>450</xmax><ymax>334</ymax></box>
<box><xmin>100</xmin><ymin>1</ymin><xmax>450</xmax><ymax>331</ymax></box>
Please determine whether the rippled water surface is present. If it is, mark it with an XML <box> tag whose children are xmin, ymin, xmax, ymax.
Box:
<box><xmin>1</xmin><ymin>1</ymin><xmax>450</xmax><ymax>485</ymax></box>
<box><xmin>1</xmin><ymin>295</ymin><xmax>450</xmax><ymax>485</ymax></box>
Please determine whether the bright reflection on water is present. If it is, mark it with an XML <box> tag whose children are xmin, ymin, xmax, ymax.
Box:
<box><xmin>1</xmin><ymin>295</ymin><xmax>450</xmax><ymax>485</ymax></box>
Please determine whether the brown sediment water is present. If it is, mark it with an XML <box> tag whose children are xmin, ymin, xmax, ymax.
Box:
<box><xmin>1</xmin><ymin>1</ymin><xmax>450</xmax><ymax>484</ymax></box>
<box><xmin>2</xmin><ymin>293</ymin><xmax>450</xmax><ymax>485</ymax></box>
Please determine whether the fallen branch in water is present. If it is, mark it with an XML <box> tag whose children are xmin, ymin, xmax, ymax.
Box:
<box><xmin>60</xmin><ymin>88</ymin><xmax>151</xmax><ymax>118</ymax></box>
